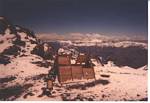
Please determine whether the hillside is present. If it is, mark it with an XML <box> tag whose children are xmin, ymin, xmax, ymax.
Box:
<box><xmin>0</xmin><ymin>17</ymin><xmax>148</xmax><ymax>101</ymax></box>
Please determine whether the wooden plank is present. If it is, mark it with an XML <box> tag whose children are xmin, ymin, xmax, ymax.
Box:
<box><xmin>47</xmin><ymin>80</ymin><xmax>53</xmax><ymax>90</ymax></box>
<box><xmin>71</xmin><ymin>65</ymin><xmax>83</xmax><ymax>79</ymax></box>
<box><xmin>57</xmin><ymin>57</ymin><xmax>96</xmax><ymax>83</ymax></box>
<box><xmin>58</xmin><ymin>56</ymin><xmax>70</xmax><ymax>65</ymax></box>
<box><xmin>59</xmin><ymin>75</ymin><xmax>72</xmax><ymax>83</ymax></box>
<box><xmin>58</xmin><ymin>66</ymin><xmax>72</xmax><ymax>83</ymax></box>
<box><xmin>59</xmin><ymin>66</ymin><xmax>71</xmax><ymax>75</ymax></box>
<box><xmin>83</xmin><ymin>68</ymin><xmax>95</xmax><ymax>79</ymax></box>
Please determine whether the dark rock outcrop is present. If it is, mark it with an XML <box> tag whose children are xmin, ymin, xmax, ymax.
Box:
<box><xmin>31</xmin><ymin>43</ymin><xmax>54</xmax><ymax>60</ymax></box>
<box><xmin>0</xmin><ymin>55</ymin><xmax>11</xmax><ymax>65</ymax></box>
<box><xmin>0</xmin><ymin>17</ymin><xmax>17</xmax><ymax>35</ymax></box>
<box><xmin>0</xmin><ymin>16</ymin><xmax>38</xmax><ymax>65</ymax></box>
<box><xmin>78</xmin><ymin>46</ymin><xmax>148</xmax><ymax>69</ymax></box>
<box><xmin>1</xmin><ymin>45</ymin><xmax>21</xmax><ymax>56</ymax></box>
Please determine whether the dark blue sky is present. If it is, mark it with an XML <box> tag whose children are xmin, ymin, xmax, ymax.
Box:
<box><xmin>0</xmin><ymin>0</ymin><xmax>148</xmax><ymax>37</ymax></box>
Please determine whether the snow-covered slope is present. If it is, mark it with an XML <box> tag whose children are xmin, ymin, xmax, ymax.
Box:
<box><xmin>1</xmin><ymin>57</ymin><xmax>147</xmax><ymax>101</ymax></box>
<box><xmin>0</xmin><ymin>17</ymin><xmax>38</xmax><ymax>57</ymax></box>
<box><xmin>0</xmin><ymin>17</ymin><xmax>51</xmax><ymax>100</ymax></box>
<box><xmin>0</xmin><ymin>17</ymin><xmax>147</xmax><ymax>101</ymax></box>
